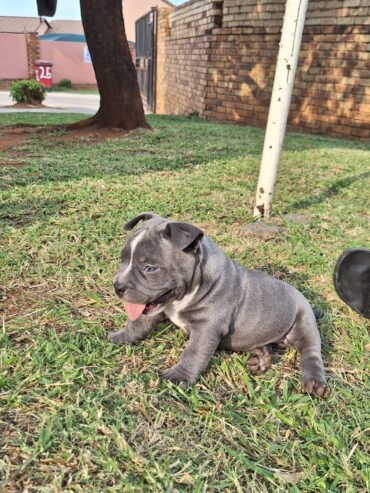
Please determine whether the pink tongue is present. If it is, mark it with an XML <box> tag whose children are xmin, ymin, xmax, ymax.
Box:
<box><xmin>124</xmin><ymin>302</ymin><xmax>146</xmax><ymax>321</ymax></box>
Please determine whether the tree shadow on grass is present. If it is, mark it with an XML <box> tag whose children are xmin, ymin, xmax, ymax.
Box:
<box><xmin>0</xmin><ymin>197</ymin><xmax>66</xmax><ymax>228</ymax></box>
<box><xmin>282</xmin><ymin>171</ymin><xmax>370</xmax><ymax>214</ymax></box>
<box><xmin>0</xmin><ymin>115</ymin><xmax>368</xmax><ymax>191</ymax></box>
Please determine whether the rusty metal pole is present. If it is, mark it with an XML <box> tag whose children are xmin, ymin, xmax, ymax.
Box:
<box><xmin>253</xmin><ymin>0</ymin><xmax>309</xmax><ymax>219</ymax></box>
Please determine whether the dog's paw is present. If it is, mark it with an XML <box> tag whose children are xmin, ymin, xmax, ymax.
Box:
<box><xmin>303</xmin><ymin>379</ymin><xmax>331</xmax><ymax>399</ymax></box>
<box><xmin>161</xmin><ymin>364</ymin><xmax>198</xmax><ymax>386</ymax></box>
<box><xmin>248</xmin><ymin>346</ymin><xmax>272</xmax><ymax>374</ymax></box>
<box><xmin>108</xmin><ymin>330</ymin><xmax>134</xmax><ymax>345</ymax></box>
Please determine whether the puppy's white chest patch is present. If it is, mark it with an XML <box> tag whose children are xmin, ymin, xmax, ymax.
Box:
<box><xmin>165</xmin><ymin>288</ymin><xmax>198</xmax><ymax>333</ymax></box>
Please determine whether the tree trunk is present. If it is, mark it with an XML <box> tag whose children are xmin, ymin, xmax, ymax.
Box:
<box><xmin>78</xmin><ymin>0</ymin><xmax>149</xmax><ymax>130</ymax></box>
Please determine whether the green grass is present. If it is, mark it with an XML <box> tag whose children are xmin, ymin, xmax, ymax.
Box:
<box><xmin>0</xmin><ymin>113</ymin><xmax>369</xmax><ymax>492</ymax></box>
<box><xmin>48</xmin><ymin>87</ymin><xmax>99</xmax><ymax>95</ymax></box>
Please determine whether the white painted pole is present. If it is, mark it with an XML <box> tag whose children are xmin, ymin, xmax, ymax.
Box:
<box><xmin>253</xmin><ymin>0</ymin><xmax>309</xmax><ymax>219</ymax></box>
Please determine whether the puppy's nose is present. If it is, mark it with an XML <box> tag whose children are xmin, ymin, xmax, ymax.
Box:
<box><xmin>114</xmin><ymin>281</ymin><xmax>126</xmax><ymax>297</ymax></box>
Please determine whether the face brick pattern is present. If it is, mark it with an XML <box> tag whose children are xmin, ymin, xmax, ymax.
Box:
<box><xmin>156</xmin><ymin>0</ymin><xmax>370</xmax><ymax>141</ymax></box>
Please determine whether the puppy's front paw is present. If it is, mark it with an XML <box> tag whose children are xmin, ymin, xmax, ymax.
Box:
<box><xmin>303</xmin><ymin>379</ymin><xmax>331</xmax><ymax>399</ymax></box>
<box><xmin>161</xmin><ymin>364</ymin><xmax>198</xmax><ymax>386</ymax></box>
<box><xmin>108</xmin><ymin>330</ymin><xmax>134</xmax><ymax>345</ymax></box>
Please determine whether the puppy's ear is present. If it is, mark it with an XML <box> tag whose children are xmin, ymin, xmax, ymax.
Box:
<box><xmin>124</xmin><ymin>212</ymin><xmax>160</xmax><ymax>231</ymax></box>
<box><xmin>162</xmin><ymin>222</ymin><xmax>203</xmax><ymax>251</ymax></box>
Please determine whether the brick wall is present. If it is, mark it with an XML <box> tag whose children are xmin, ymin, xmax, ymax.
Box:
<box><xmin>156</xmin><ymin>0</ymin><xmax>370</xmax><ymax>140</ymax></box>
<box><xmin>156</xmin><ymin>2</ymin><xmax>217</xmax><ymax>114</ymax></box>
<box><xmin>25</xmin><ymin>32</ymin><xmax>40</xmax><ymax>78</ymax></box>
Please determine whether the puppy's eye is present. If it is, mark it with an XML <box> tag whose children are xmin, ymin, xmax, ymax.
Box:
<box><xmin>143</xmin><ymin>265</ymin><xmax>158</xmax><ymax>273</ymax></box>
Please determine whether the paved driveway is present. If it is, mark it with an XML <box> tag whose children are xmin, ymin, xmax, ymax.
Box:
<box><xmin>0</xmin><ymin>91</ymin><xmax>100</xmax><ymax>114</ymax></box>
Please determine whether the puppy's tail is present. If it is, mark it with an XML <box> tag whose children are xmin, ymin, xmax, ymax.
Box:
<box><xmin>312</xmin><ymin>307</ymin><xmax>324</xmax><ymax>320</ymax></box>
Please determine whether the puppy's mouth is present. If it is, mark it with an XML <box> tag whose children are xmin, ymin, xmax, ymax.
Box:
<box><xmin>124</xmin><ymin>291</ymin><xmax>173</xmax><ymax>321</ymax></box>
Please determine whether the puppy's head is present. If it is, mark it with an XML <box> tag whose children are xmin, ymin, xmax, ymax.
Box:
<box><xmin>114</xmin><ymin>212</ymin><xmax>203</xmax><ymax>319</ymax></box>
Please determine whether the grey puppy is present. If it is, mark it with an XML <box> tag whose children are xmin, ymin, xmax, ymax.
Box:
<box><xmin>110</xmin><ymin>212</ymin><xmax>330</xmax><ymax>398</ymax></box>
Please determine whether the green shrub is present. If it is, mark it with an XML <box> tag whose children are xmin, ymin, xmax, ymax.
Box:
<box><xmin>10</xmin><ymin>79</ymin><xmax>46</xmax><ymax>105</ymax></box>
<box><xmin>58</xmin><ymin>78</ymin><xmax>72</xmax><ymax>89</ymax></box>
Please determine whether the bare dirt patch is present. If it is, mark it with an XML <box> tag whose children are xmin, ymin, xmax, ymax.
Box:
<box><xmin>0</xmin><ymin>123</ymin><xmax>131</xmax><ymax>155</ymax></box>
<box><xmin>0</xmin><ymin>123</ymin><xmax>132</xmax><ymax>167</ymax></box>
<box><xmin>4</xmin><ymin>102</ymin><xmax>50</xmax><ymax>110</ymax></box>
<box><xmin>0</xmin><ymin>161</ymin><xmax>25</xmax><ymax>167</ymax></box>
<box><xmin>0</xmin><ymin>125</ymin><xmax>38</xmax><ymax>166</ymax></box>
<box><xmin>0</xmin><ymin>126</ymin><xmax>33</xmax><ymax>151</ymax></box>
<box><xmin>0</xmin><ymin>287</ymin><xmax>34</xmax><ymax>321</ymax></box>
<box><xmin>51</xmin><ymin>125</ymin><xmax>129</xmax><ymax>143</ymax></box>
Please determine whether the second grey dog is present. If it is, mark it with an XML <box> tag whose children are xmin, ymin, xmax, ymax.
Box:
<box><xmin>111</xmin><ymin>212</ymin><xmax>330</xmax><ymax>398</ymax></box>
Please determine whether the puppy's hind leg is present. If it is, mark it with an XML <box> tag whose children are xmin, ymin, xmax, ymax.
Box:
<box><xmin>282</xmin><ymin>308</ymin><xmax>330</xmax><ymax>399</ymax></box>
